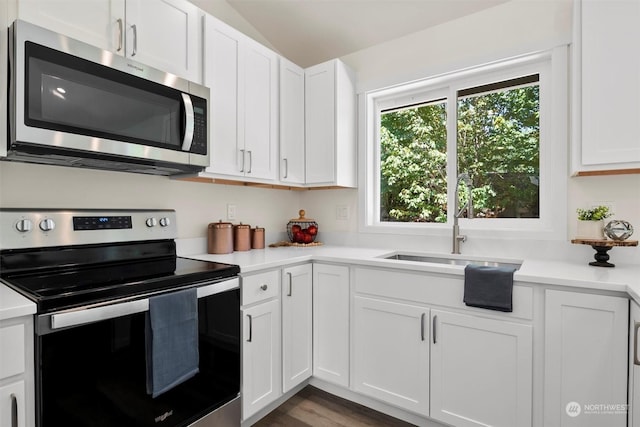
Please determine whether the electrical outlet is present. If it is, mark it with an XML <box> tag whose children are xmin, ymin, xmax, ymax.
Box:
<box><xmin>336</xmin><ymin>205</ymin><xmax>350</xmax><ymax>221</ymax></box>
<box><xmin>227</xmin><ymin>204</ymin><xmax>237</xmax><ymax>221</ymax></box>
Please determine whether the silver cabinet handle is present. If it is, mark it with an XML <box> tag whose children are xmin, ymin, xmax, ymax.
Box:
<box><xmin>116</xmin><ymin>19</ymin><xmax>123</xmax><ymax>52</ymax></box>
<box><xmin>421</xmin><ymin>313</ymin><xmax>426</xmax><ymax>341</ymax></box>
<box><xmin>260</xmin><ymin>284</ymin><xmax>268</xmax><ymax>291</ymax></box>
<box><xmin>432</xmin><ymin>315</ymin><xmax>438</xmax><ymax>344</ymax></box>
<box><xmin>247</xmin><ymin>151</ymin><xmax>253</xmax><ymax>173</ymax></box>
<box><xmin>10</xmin><ymin>393</ymin><xmax>17</xmax><ymax>427</ymax></box>
<box><xmin>287</xmin><ymin>272</ymin><xmax>293</xmax><ymax>297</ymax></box>
<box><xmin>239</xmin><ymin>149</ymin><xmax>245</xmax><ymax>172</ymax></box>
<box><xmin>283</xmin><ymin>158</ymin><xmax>288</xmax><ymax>179</ymax></box>
<box><xmin>247</xmin><ymin>314</ymin><xmax>252</xmax><ymax>342</ymax></box>
<box><xmin>634</xmin><ymin>322</ymin><xmax>640</xmax><ymax>365</ymax></box>
<box><xmin>131</xmin><ymin>24</ymin><xmax>137</xmax><ymax>56</ymax></box>
<box><xmin>180</xmin><ymin>94</ymin><xmax>195</xmax><ymax>151</ymax></box>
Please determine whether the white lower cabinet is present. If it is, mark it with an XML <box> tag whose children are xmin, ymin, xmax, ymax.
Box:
<box><xmin>313</xmin><ymin>264</ymin><xmax>350</xmax><ymax>387</ymax></box>
<box><xmin>281</xmin><ymin>264</ymin><xmax>313</xmax><ymax>393</ymax></box>
<box><xmin>430</xmin><ymin>310</ymin><xmax>533</xmax><ymax>427</ymax></box>
<box><xmin>0</xmin><ymin>315</ymin><xmax>34</xmax><ymax>427</ymax></box>
<box><xmin>544</xmin><ymin>290</ymin><xmax>628</xmax><ymax>427</ymax></box>
<box><xmin>630</xmin><ymin>300</ymin><xmax>640</xmax><ymax>427</ymax></box>
<box><xmin>241</xmin><ymin>271</ymin><xmax>281</xmax><ymax>421</ymax></box>
<box><xmin>353</xmin><ymin>296</ymin><xmax>429</xmax><ymax>416</ymax></box>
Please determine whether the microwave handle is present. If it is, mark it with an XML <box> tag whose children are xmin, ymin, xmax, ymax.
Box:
<box><xmin>50</xmin><ymin>278</ymin><xmax>239</xmax><ymax>329</ymax></box>
<box><xmin>181</xmin><ymin>93</ymin><xmax>195</xmax><ymax>151</ymax></box>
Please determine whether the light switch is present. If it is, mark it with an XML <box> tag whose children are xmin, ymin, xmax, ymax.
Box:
<box><xmin>227</xmin><ymin>204</ymin><xmax>237</xmax><ymax>221</ymax></box>
<box><xmin>336</xmin><ymin>205</ymin><xmax>350</xmax><ymax>220</ymax></box>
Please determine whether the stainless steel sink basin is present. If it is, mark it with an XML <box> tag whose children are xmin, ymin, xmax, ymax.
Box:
<box><xmin>383</xmin><ymin>253</ymin><xmax>521</xmax><ymax>270</ymax></box>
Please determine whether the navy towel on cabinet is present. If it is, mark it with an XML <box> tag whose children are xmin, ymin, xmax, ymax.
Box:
<box><xmin>146</xmin><ymin>287</ymin><xmax>199</xmax><ymax>398</ymax></box>
<box><xmin>463</xmin><ymin>265</ymin><xmax>516</xmax><ymax>312</ymax></box>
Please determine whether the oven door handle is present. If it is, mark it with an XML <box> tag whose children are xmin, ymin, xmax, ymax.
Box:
<box><xmin>50</xmin><ymin>278</ymin><xmax>240</xmax><ymax>330</ymax></box>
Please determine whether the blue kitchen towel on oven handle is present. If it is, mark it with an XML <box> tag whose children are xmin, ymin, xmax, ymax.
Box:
<box><xmin>146</xmin><ymin>287</ymin><xmax>199</xmax><ymax>398</ymax></box>
<box><xmin>463</xmin><ymin>264</ymin><xmax>516</xmax><ymax>312</ymax></box>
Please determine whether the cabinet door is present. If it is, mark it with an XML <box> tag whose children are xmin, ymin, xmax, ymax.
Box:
<box><xmin>0</xmin><ymin>381</ymin><xmax>25</xmax><ymax>427</ymax></box>
<box><xmin>353</xmin><ymin>296</ymin><xmax>429</xmax><ymax>416</ymax></box>
<box><xmin>313</xmin><ymin>264</ymin><xmax>349</xmax><ymax>387</ymax></box>
<box><xmin>544</xmin><ymin>290</ymin><xmax>628</xmax><ymax>427</ymax></box>
<box><xmin>126</xmin><ymin>0</ymin><xmax>201</xmax><ymax>82</ymax></box>
<box><xmin>305</xmin><ymin>61</ymin><xmax>335</xmax><ymax>184</ymax></box>
<box><xmin>575</xmin><ymin>0</ymin><xmax>640</xmax><ymax>171</ymax></box>
<box><xmin>279</xmin><ymin>58</ymin><xmax>305</xmax><ymax>184</ymax></box>
<box><xmin>203</xmin><ymin>15</ymin><xmax>242</xmax><ymax>177</ymax></box>
<box><xmin>18</xmin><ymin>0</ymin><xmax>125</xmax><ymax>53</ymax></box>
<box><xmin>281</xmin><ymin>264</ymin><xmax>312</xmax><ymax>393</ymax></box>
<box><xmin>242</xmin><ymin>38</ymin><xmax>278</xmax><ymax>181</ymax></box>
<box><xmin>431</xmin><ymin>310</ymin><xmax>532</xmax><ymax>427</ymax></box>
<box><xmin>630</xmin><ymin>301</ymin><xmax>640</xmax><ymax>427</ymax></box>
<box><xmin>242</xmin><ymin>299</ymin><xmax>281</xmax><ymax>420</ymax></box>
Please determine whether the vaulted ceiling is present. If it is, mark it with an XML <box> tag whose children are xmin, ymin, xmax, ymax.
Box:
<box><xmin>224</xmin><ymin>0</ymin><xmax>510</xmax><ymax>67</ymax></box>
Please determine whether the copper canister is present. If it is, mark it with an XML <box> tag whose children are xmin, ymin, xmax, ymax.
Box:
<box><xmin>251</xmin><ymin>226</ymin><xmax>265</xmax><ymax>249</ymax></box>
<box><xmin>208</xmin><ymin>221</ymin><xmax>233</xmax><ymax>254</ymax></box>
<box><xmin>233</xmin><ymin>223</ymin><xmax>251</xmax><ymax>251</ymax></box>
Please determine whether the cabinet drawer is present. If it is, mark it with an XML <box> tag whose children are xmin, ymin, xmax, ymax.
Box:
<box><xmin>0</xmin><ymin>324</ymin><xmax>25</xmax><ymax>380</ymax></box>
<box><xmin>242</xmin><ymin>270</ymin><xmax>280</xmax><ymax>306</ymax></box>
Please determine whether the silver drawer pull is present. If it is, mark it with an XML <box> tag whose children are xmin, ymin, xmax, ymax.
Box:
<box><xmin>247</xmin><ymin>314</ymin><xmax>252</xmax><ymax>342</ymax></box>
<box><xmin>432</xmin><ymin>315</ymin><xmax>438</xmax><ymax>344</ymax></box>
<box><xmin>421</xmin><ymin>313</ymin><xmax>426</xmax><ymax>341</ymax></box>
<box><xmin>11</xmin><ymin>393</ymin><xmax>18</xmax><ymax>427</ymax></box>
<box><xmin>260</xmin><ymin>284</ymin><xmax>268</xmax><ymax>291</ymax></box>
<box><xmin>634</xmin><ymin>322</ymin><xmax>640</xmax><ymax>366</ymax></box>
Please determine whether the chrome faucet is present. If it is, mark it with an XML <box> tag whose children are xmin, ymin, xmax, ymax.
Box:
<box><xmin>452</xmin><ymin>173</ymin><xmax>473</xmax><ymax>254</ymax></box>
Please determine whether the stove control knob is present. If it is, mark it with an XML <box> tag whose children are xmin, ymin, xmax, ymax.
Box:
<box><xmin>159</xmin><ymin>217</ymin><xmax>171</xmax><ymax>227</ymax></box>
<box><xmin>146</xmin><ymin>217</ymin><xmax>158</xmax><ymax>227</ymax></box>
<box><xmin>39</xmin><ymin>218</ymin><xmax>56</xmax><ymax>232</ymax></box>
<box><xmin>15</xmin><ymin>218</ymin><xmax>33</xmax><ymax>233</ymax></box>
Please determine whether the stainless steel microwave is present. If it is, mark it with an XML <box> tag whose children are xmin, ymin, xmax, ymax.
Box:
<box><xmin>4</xmin><ymin>20</ymin><xmax>209</xmax><ymax>175</ymax></box>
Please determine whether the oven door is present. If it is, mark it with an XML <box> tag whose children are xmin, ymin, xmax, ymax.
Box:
<box><xmin>35</xmin><ymin>279</ymin><xmax>240</xmax><ymax>427</ymax></box>
<box><xmin>9</xmin><ymin>20</ymin><xmax>209</xmax><ymax>167</ymax></box>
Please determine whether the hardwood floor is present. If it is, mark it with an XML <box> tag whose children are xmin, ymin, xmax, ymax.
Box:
<box><xmin>252</xmin><ymin>386</ymin><xmax>416</xmax><ymax>427</ymax></box>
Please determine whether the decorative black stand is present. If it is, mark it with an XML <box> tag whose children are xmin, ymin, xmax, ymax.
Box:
<box><xmin>571</xmin><ymin>239</ymin><xmax>638</xmax><ymax>267</ymax></box>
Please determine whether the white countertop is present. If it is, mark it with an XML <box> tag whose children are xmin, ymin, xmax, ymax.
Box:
<box><xmin>0</xmin><ymin>280</ymin><xmax>36</xmax><ymax>321</ymax></box>
<box><xmin>188</xmin><ymin>245</ymin><xmax>640</xmax><ymax>302</ymax></box>
<box><xmin>2</xmin><ymin>245</ymin><xmax>638</xmax><ymax>321</ymax></box>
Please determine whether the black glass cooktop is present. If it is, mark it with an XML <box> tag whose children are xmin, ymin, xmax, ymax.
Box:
<box><xmin>0</xmin><ymin>240</ymin><xmax>239</xmax><ymax>313</ymax></box>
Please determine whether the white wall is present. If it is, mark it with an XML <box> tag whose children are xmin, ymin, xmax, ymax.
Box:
<box><xmin>302</xmin><ymin>0</ymin><xmax>640</xmax><ymax>264</ymax></box>
<box><xmin>0</xmin><ymin>162</ymin><xmax>300</xmax><ymax>241</ymax></box>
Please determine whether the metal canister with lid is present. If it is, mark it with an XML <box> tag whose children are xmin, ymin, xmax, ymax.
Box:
<box><xmin>207</xmin><ymin>220</ymin><xmax>233</xmax><ymax>254</ymax></box>
<box><xmin>234</xmin><ymin>223</ymin><xmax>251</xmax><ymax>251</ymax></box>
<box><xmin>251</xmin><ymin>226</ymin><xmax>265</xmax><ymax>249</ymax></box>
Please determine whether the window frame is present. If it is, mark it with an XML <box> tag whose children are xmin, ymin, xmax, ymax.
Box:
<box><xmin>359</xmin><ymin>47</ymin><xmax>568</xmax><ymax>240</ymax></box>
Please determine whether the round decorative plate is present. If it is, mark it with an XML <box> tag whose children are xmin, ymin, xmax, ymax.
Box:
<box><xmin>604</xmin><ymin>220</ymin><xmax>634</xmax><ymax>241</ymax></box>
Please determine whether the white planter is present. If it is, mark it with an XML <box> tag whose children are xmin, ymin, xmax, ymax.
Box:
<box><xmin>576</xmin><ymin>220</ymin><xmax>605</xmax><ymax>239</ymax></box>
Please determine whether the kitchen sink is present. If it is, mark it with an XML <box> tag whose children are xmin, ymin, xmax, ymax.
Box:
<box><xmin>383</xmin><ymin>253</ymin><xmax>522</xmax><ymax>270</ymax></box>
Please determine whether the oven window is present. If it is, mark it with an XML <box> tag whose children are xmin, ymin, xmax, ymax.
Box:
<box><xmin>25</xmin><ymin>42</ymin><xmax>184</xmax><ymax>151</ymax></box>
<box><xmin>37</xmin><ymin>289</ymin><xmax>240</xmax><ymax>427</ymax></box>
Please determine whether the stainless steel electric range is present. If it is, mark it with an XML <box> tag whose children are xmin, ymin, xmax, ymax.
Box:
<box><xmin>0</xmin><ymin>209</ymin><xmax>241</xmax><ymax>427</ymax></box>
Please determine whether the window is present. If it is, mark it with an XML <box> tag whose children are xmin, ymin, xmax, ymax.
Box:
<box><xmin>363</xmin><ymin>49</ymin><xmax>568</xmax><ymax>239</ymax></box>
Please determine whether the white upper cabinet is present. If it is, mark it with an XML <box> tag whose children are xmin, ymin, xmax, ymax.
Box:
<box><xmin>573</xmin><ymin>0</ymin><xmax>640</xmax><ymax>174</ymax></box>
<box><xmin>125</xmin><ymin>0</ymin><xmax>201</xmax><ymax>83</ymax></box>
<box><xmin>16</xmin><ymin>0</ymin><xmax>202</xmax><ymax>82</ymax></box>
<box><xmin>203</xmin><ymin>15</ymin><xmax>278</xmax><ymax>181</ymax></box>
<box><xmin>305</xmin><ymin>59</ymin><xmax>357</xmax><ymax>187</ymax></box>
<box><xmin>279</xmin><ymin>58</ymin><xmax>306</xmax><ymax>185</ymax></box>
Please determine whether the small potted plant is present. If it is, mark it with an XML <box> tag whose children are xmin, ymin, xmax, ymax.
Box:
<box><xmin>576</xmin><ymin>205</ymin><xmax>613</xmax><ymax>239</ymax></box>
